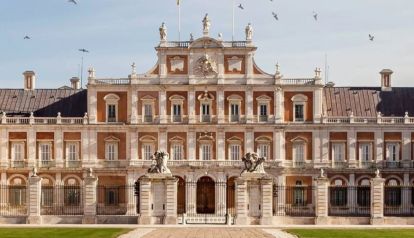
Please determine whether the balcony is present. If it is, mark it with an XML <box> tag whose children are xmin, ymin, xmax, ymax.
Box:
<box><xmin>144</xmin><ymin>115</ymin><xmax>153</xmax><ymax>123</ymax></box>
<box><xmin>293</xmin><ymin>160</ymin><xmax>306</xmax><ymax>168</ymax></box>
<box><xmin>359</xmin><ymin>160</ymin><xmax>375</xmax><ymax>169</ymax></box>
<box><xmin>259</xmin><ymin>115</ymin><xmax>268</xmax><ymax>122</ymax></box>
<box><xmin>332</xmin><ymin>160</ymin><xmax>348</xmax><ymax>169</ymax></box>
<box><xmin>230</xmin><ymin>115</ymin><xmax>240</xmax><ymax>123</ymax></box>
<box><xmin>38</xmin><ymin>160</ymin><xmax>55</xmax><ymax>168</ymax></box>
<box><xmin>107</xmin><ymin>117</ymin><xmax>117</xmax><ymax>123</ymax></box>
<box><xmin>201</xmin><ymin>115</ymin><xmax>211</xmax><ymax>123</ymax></box>
<box><xmin>66</xmin><ymin>160</ymin><xmax>82</xmax><ymax>168</ymax></box>
<box><xmin>104</xmin><ymin>160</ymin><xmax>122</xmax><ymax>168</ymax></box>
<box><xmin>383</xmin><ymin>161</ymin><xmax>401</xmax><ymax>169</ymax></box>
<box><xmin>172</xmin><ymin>115</ymin><xmax>182</xmax><ymax>123</ymax></box>
<box><xmin>11</xmin><ymin>160</ymin><xmax>26</xmax><ymax>168</ymax></box>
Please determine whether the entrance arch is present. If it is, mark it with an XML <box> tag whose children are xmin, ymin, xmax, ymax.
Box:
<box><xmin>226</xmin><ymin>177</ymin><xmax>236</xmax><ymax>216</ymax></box>
<box><xmin>175</xmin><ymin>176</ymin><xmax>186</xmax><ymax>215</ymax></box>
<box><xmin>196</xmin><ymin>176</ymin><xmax>215</xmax><ymax>214</ymax></box>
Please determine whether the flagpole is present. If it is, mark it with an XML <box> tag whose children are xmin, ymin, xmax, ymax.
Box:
<box><xmin>178</xmin><ymin>1</ymin><xmax>181</xmax><ymax>41</ymax></box>
<box><xmin>232</xmin><ymin>0</ymin><xmax>235</xmax><ymax>41</ymax></box>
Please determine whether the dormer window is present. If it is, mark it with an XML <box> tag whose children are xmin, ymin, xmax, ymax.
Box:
<box><xmin>256</xmin><ymin>95</ymin><xmax>271</xmax><ymax>122</ymax></box>
<box><xmin>291</xmin><ymin>94</ymin><xmax>308</xmax><ymax>122</ymax></box>
<box><xmin>227</xmin><ymin>136</ymin><xmax>243</xmax><ymax>160</ymax></box>
<box><xmin>227</xmin><ymin>94</ymin><xmax>242</xmax><ymax>123</ymax></box>
<box><xmin>105</xmin><ymin>136</ymin><xmax>119</xmax><ymax>161</ymax></box>
<box><xmin>198</xmin><ymin>91</ymin><xmax>214</xmax><ymax>123</ymax></box>
<box><xmin>104</xmin><ymin>94</ymin><xmax>120</xmax><ymax>123</ymax></box>
<box><xmin>169</xmin><ymin>95</ymin><xmax>185</xmax><ymax>123</ymax></box>
<box><xmin>141</xmin><ymin>95</ymin><xmax>156</xmax><ymax>123</ymax></box>
<box><xmin>140</xmin><ymin>135</ymin><xmax>157</xmax><ymax>160</ymax></box>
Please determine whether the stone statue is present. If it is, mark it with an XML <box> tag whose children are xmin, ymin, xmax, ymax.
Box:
<box><xmin>202</xmin><ymin>14</ymin><xmax>210</xmax><ymax>35</ymax></box>
<box><xmin>32</xmin><ymin>167</ymin><xmax>38</xmax><ymax>177</ymax></box>
<box><xmin>190</xmin><ymin>33</ymin><xmax>194</xmax><ymax>41</ymax></box>
<box><xmin>245</xmin><ymin>23</ymin><xmax>253</xmax><ymax>41</ymax></box>
<box><xmin>375</xmin><ymin>169</ymin><xmax>380</xmax><ymax>178</ymax></box>
<box><xmin>87</xmin><ymin>168</ymin><xmax>93</xmax><ymax>177</ymax></box>
<box><xmin>320</xmin><ymin>168</ymin><xmax>325</xmax><ymax>178</ymax></box>
<box><xmin>148</xmin><ymin>150</ymin><xmax>171</xmax><ymax>174</ymax></box>
<box><xmin>159</xmin><ymin>22</ymin><xmax>167</xmax><ymax>41</ymax></box>
<box><xmin>241</xmin><ymin>152</ymin><xmax>266</xmax><ymax>174</ymax></box>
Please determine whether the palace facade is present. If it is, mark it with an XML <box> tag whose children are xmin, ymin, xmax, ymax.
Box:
<box><xmin>1</xmin><ymin>21</ymin><xmax>414</xmax><ymax>225</ymax></box>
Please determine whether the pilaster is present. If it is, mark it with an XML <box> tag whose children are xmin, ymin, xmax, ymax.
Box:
<box><xmin>217</xmin><ymin>89</ymin><xmax>225</xmax><ymax>123</ymax></box>
<box><xmin>165</xmin><ymin>176</ymin><xmax>178</xmax><ymax>224</ymax></box>
<box><xmin>55</xmin><ymin>130</ymin><xmax>63</xmax><ymax>168</ymax></box>
<box><xmin>82</xmin><ymin>175</ymin><xmax>98</xmax><ymax>224</ymax></box>
<box><xmin>159</xmin><ymin>89</ymin><xmax>167</xmax><ymax>123</ymax></box>
<box><xmin>217</xmin><ymin>128</ymin><xmax>225</xmax><ymax>161</ymax></box>
<box><xmin>402</xmin><ymin>131</ymin><xmax>411</xmax><ymax>168</ymax></box>
<box><xmin>188</xmin><ymin>88</ymin><xmax>196</xmax><ymax>124</ymax></box>
<box><xmin>274</xmin><ymin>129</ymin><xmax>285</xmax><ymax>163</ymax></box>
<box><xmin>374</xmin><ymin>131</ymin><xmax>383</xmax><ymax>165</ymax></box>
<box><xmin>126</xmin><ymin>172</ymin><xmax>138</xmax><ymax>215</ymax></box>
<box><xmin>370</xmin><ymin>176</ymin><xmax>385</xmax><ymax>225</ymax></box>
<box><xmin>185</xmin><ymin>173</ymin><xmax>196</xmax><ymax>215</ymax></box>
<box><xmin>245</xmin><ymin>127</ymin><xmax>254</xmax><ymax>153</ymax></box>
<box><xmin>27</xmin><ymin>129</ymin><xmax>36</xmax><ymax>168</ymax></box>
<box><xmin>130</xmin><ymin>90</ymin><xmax>138</xmax><ymax>124</ymax></box>
<box><xmin>313</xmin><ymin>88</ymin><xmax>323</xmax><ymax>123</ymax></box>
<box><xmin>81</xmin><ymin>129</ymin><xmax>90</xmax><ymax>167</ymax></box>
<box><xmin>0</xmin><ymin>129</ymin><xmax>8</xmax><ymax>167</ymax></box>
<box><xmin>274</xmin><ymin>88</ymin><xmax>283</xmax><ymax>123</ymax></box>
<box><xmin>215</xmin><ymin>173</ymin><xmax>227</xmax><ymax>216</ymax></box>
<box><xmin>138</xmin><ymin>176</ymin><xmax>152</xmax><ymax>224</ymax></box>
<box><xmin>130</xmin><ymin>130</ymin><xmax>138</xmax><ymax>163</ymax></box>
<box><xmin>158</xmin><ymin>127</ymin><xmax>167</xmax><ymax>152</ymax></box>
<box><xmin>314</xmin><ymin>175</ymin><xmax>329</xmax><ymax>224</ymax></box>
<box><xmin>187</xmin><ymin>129</ymin><xmax>196</xmax><ymax>160</ymax></box>
<box><xmin>27</xmin><ymin>175</ymin><xmax>42</xmax><ymax>224</ymax></box>
<box><xmin>245</xmin><ymin>88</ymin><xmax>253</xmax><ymax>123</ymax></box>
<box><xmin>348</xmin><ymin>129</ymin><xmax>357</xmax><ymax>168</ymax></box>
<box><xmin>88</xmin><ymin>88</ymin><xmax>97</xmax><ymax>124</ymax></box>
<box><xmin>260</xmin><ymin>177</ymin><xmax>273</xmax><ymax>225</ymax></box>
<box><xmin>234</xmin><ymin>177</ymin><xmax>248</xmax><ymax>225</ymax></box>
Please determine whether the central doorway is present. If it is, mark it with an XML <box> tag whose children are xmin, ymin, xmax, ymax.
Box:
<box><xmin>196</xmin><ymin>176</ymin><xmax>215</xmax><ymax>214</ymax></box>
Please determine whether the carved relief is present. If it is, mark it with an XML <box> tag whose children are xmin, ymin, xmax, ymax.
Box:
<box><xmin>194</xmin><ymin>54</ymin><xmax>217</xmax><ymax>77</ymax></box>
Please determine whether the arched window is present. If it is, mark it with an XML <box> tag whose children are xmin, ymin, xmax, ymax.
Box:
<box><xmin>357</xmin><ymin>179</ymin><xmax>371</xmax><ymax>207</ymax></box>
<box><xmin>385</xmin><ymin>179</ymin><xmax>401</xmax><ymax>207</ymax></box>
<box><xmin>330</xmin><ymin>179</ymin><xmax>347</xmax><ymax>207</ymax></box>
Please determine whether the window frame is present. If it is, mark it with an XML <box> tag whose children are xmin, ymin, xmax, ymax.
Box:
<box><xmin>103</xmin><ymin>94</ymin><xmax>120</xmax><ymax>123</ymax></box>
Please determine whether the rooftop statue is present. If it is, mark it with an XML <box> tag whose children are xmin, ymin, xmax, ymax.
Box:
<box><xmin>159</xmin><ymin>22</ymin><xmax>167</xmax><ymax>41</ymax></box>
<box><xmin>202</xmin><ymin>14</ymin><xmax>210</xmax><ymax>35</ymax></box>
<box><xmin>241</xmin><ymin>152</ymin><xmax>266</xmax><ymax>174</ymax></box>
<box><xmin>148</xmin><ymin>150</ymin><xmax>171</xmax><ymax>174</ymax></box>
<box><xmin>245</xmin><ymin>23</ymin><xmax>253</xmax><ymax>41</ymax></box>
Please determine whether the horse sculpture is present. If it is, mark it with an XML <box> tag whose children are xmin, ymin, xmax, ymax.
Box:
<box><xmin>241</xmin><ymin>152</ymin><xmax>266</xmax><ymax>174</ymax></box>
<box><xmin>148</xmin><ymin>150</ymin><xmax>171</xmax><ymax>174</ymax></box>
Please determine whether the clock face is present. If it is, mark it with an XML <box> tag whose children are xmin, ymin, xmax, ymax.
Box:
<box><xmin>194</xmin><ymin>54</ymin><xmax>217</xmax><ymax>77</ymax></box>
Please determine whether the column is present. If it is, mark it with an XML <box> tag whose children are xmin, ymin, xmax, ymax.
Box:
<box><xmin>402</xmin><ymin>173</ymin><xmax>411</xmax><ymax>212</ymax></box>
<box><xmin>0</xmin><ymin>129</ymin><xmax>8</xmax><ymax>167</ymax></box>
<box><xmin>187</xmin><ymin>129</ymin><xmax>196</xmax><ymax>160</ymax></box>
<box><xmin>313</xmin><ymin>130</ymin><xmax>322</xmax><ymax>165</ymax></box>
<box><xmin>374</xmin><ymin>131</ymin><xmax>383</xmax><ymax>166</ymax></box>
<box><xmin>314</xmin><ymin>175</ymin><xmax>329</xmax><ymax>225</ymax></box>
<box><xmin>245</xmin><ymin>53</ymin><xmax>253</xmax><ymax>81</ymax></box>
<box><xmin>274</xmin><ymin>130</ymin><xmax>285</xmax><ymax>163</ymax></box>
<box><xmin>55</xmin><ymin>130</ymin><xmax>63</xmax><ymax>168</ymax></box>
<box><xmin>274</xmin><ymin>176</ymin><xmax>286</xmax><ymax>216</ymax></box>
<box><xmin>188</xmin><ymin>88</ymin><xmax>196</xmax><ymax>124</ymax></box>
<box><xmin>274</xmin><ymin>88</ymin><xmax>283</xmax><ymax>123</ymax></box>
<box><xmin>81</xmin><ymin>129</ymin><xmax>89</xmax><ymax>167</ymax></box>
<box><xmin>245</xmin><ymin>128</ymin><xmax>254</xmax><ymax>153</ymax></box>
<box><xmin>27</xmin><ymin>129</ymin><xmax>36</xmax><ymax>168</ymax></box>
<box><xmin>216</xmin><ymin>173</ymin><xmax>227</xmax><ymax>216</ymax></box>
<box><xmin>217</xmin><ymin>89</ymin><xmax>225</xmax><ymax>123</ymax></box>
<box><xmin>320</xmin><ymin>130</ymin><xmax>330</xmax><ymax>164</ymax></box>
<box><xmin>370</xmin><ymin>175</ymin><xmax>385</xmax><ymax>225</ymax></box>
<box><xmin>260</xmin><ymin>177</ymin><xmax>273</xmax><ymax>225</ymax></box>
<box><xmin>54</xmin><ymin>173</ymin><xmax>63</xmax><ymax>208</ymax></box>
<box><xmin>159</xmin><ymin>89</ymin><xmax>167</xmax><ymax>123</ymax></box>
<box><xmin>234</xmin><ymin>178</ymin><xmax>248</xmax><ymax>225</ymax></box>
<box><xmin>158</xmin><ymin>128</ymin><xmax>167</xmax><ymax>152</ymax></box>
<box><xmin>89</xmin><ymin>131</ymin><xmax>97</xmax><ymax>166</ymax></box>
<box><xmin>88</xmin><ymin>89</ymin><xmax>97</xmax><ymax>124</ymax></box>
<box><xmin>313</xmin><ymin>88</ymin><xmax>323</xmax><ymax>123</ymax></box>
<box><xmin>130</xmin><ymin>130</ymin><xmax>138</xmax><ymax>164</ymax></box>
<box><xmin>185</xmin><ymin>173</ymin><xmax>196</xmax><ymax>216</ymax></box>
<box><xmin>165</xmin><ymin>177</ymin><xmax>178</xmax><ymax>224</ymax></box>
<box><xmin>158</xmin><ymin>51</ymin><xmax>167</xmax><ymax>78</ymax></box>
<box><xmin>27</xmin><ymin>175</ymin><xmax>42</xmax><ymax>224</ymax></box>
<box><xmin>126</xmin><ymin>172</ymin><xmax>137</xmax><ymax>215</ymax></box>
<box><xmin>348</xmin><ymin>129</ymin><xmax>357</xmax><ymax>168</ymax></box>
<box><xmin>402</xmin><ymin>131</ymin><xmax>411</xmax><ymax>168</ymax></box>
<box><xmin>130</xmin><ymin>90</ymin><xmax>138</xmax><ymax>124</ymax></box>
<box><xmin>82</xmin><ymin>174</ymin><xmax>98</xmax><ymax>224</ymax></box>
<box><xmin>348</xmin><ymin>174</ymin><xmax>356</xmax><ymax>214</ymax></box>
<box><xmin>139</xmin><ymin>176</ymin><xmax>152</xmax><ymax>224</ymax></box>
<box><xmin>245</xmin><ymin>87</ymin><xmax>253</xmax><ymax>123</ymax></box>
<box><xmin>217</xmin><ymin>128</ymin><xmax>225</xmax><ymax>161</ymax></box>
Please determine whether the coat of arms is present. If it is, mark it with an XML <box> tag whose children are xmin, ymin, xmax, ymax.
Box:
<box><xmin>194</xmin><ymin>54</ymin><xmax>217</xmax><ymax>77</ymax></box>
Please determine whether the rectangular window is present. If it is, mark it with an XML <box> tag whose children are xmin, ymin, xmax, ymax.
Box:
<box><xmin>294</xmin><ymin>143</ymin><xmax>305</xmax><ymax>162</ymax></box>
<box><xmin>294</xmin><ymin>104</ymin><xmax>304</xmax><ymax>122</ymax></box>
<box><xmin>230</xmin><ymin>144</ymin><xmax>241</xmax><ymax>160</ymax></box>
<box><xmin>39</xmin><ymin>143</ymin><xmax>51</xmax><ymax>161</ymax></box>
<box><xmin>173</xmin><ymin>104</ymin><xmax>182</xmax><ymax>122</ymax></box>
<box><xmin>259</xmin><ymin>104</ymin><xmax>268</xmax><ymax>122</ymax></box>
<box><xmin>107</xmin><ymin>104</ymin><xmax>116</xmax><ymax>122</ymax></box>
<box><xmin>41</xmin><ymin>186</ymin><xmax>53</xmax><ymax>207</ymax></box>
<box><xmin>9</xmin><ymin>186</ymin><xmax>26</xmax><ymax>206</ymax></box>
<box><xmin>258</xmin><ymin>144</ymin><xmax>270</xmax><ymax>159</ymax></box>
<box><xmin>386</xmin><ymin>143</ymin><xmax>399</xmax><ymax>161</ymax></box>
<box><xmin>172</xmin><ymin>144</ymin><xmax>183</xmax><ymax>160</ymax></box>
<box><xmin>66</xmin><ymin>142</ymin><xmax>79</xmax><ymax>161</ymax></box>
<box><xmin>360</xmin><ymin>143</ymin><xmax>371</xmax><ymax>162</ymax></box>
<box><xmin>202</xmin><ymin>103</ymin><xmax>210</xmax><ymax>115</ymax></box>
<box><xmin>202</xmin><ymin>144</ymin><xmax>211</xmax><ymax>161</ymax></box>
<box><xmin>332</xmin><ymin>143</ymin><xmax>345</xmax><ymax>161</ymax></box>
<box><xmin>105</xmin><ymin>187</ymin><xmax>119</xmax><ymax>206</ymax></box>
<box><xmin>144</xmin><ymin>104</ymin><xmax>153</xmax><ymax>122</ymax></box>
<box><xmin>12</xmin><ymin>142</ymin><xmax>24</xmax><ymax>161</ymax></box>
<box><xmin>230</xmin><ymin>103</ymin><xmax>240</xmax><ymax>122</ymax></box>
<box><xmin>106</xmin><ymin>142</ymin><xmax>118</xmax><ymax>161</ymax></box>
<box><xmin>143</xmin><ymin>144</ymin><xmax>153</xmax><ymax>160</ymax></box>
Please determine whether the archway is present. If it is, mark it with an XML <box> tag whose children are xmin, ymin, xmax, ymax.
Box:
<box><xmin>196</xmin><ymin>176</ymin><xmax>215</xmax><ymax>214</ymax></box>
<box><xmin>226</xmin><ymin>177</ymin><xmax>236</xmax><ymax>216</ymax></box>
<box><xmin>175</xmin><ymin>176</ymin><xmax>186</xmax><ymax>214</ymax></box>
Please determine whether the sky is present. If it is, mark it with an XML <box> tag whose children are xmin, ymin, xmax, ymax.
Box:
<box><xmin>0</xmin><ymin>0</ymin><xmax>413</xmax><ymax>88</ymax></box>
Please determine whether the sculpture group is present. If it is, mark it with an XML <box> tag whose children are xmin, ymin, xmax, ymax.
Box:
<box><xmin>241</xmin><ymin>152</ymin><xmax>266</xmax><ymax>174</ymax></box>
<box><xmin>148</xmin><ymin>150</ymin><xmax>171</xmax><ymax>174</ymax></box>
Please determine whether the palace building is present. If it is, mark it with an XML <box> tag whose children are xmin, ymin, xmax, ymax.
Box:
<box><xmin>1</xmin><ymin>17</ymin><xmax>414</xmax><ymax>225</ymax></box>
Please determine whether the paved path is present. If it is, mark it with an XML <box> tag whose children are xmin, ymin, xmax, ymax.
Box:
<box><xmin>140</xmin><ymin>228</ymin><xmax>275</xmax><ymax>238</ymax></box>
<box><xmin>263</xmin><ymin>229</ymin><xmax>298</xmax><ymax>238</ymax></box>
<box><xmin>118</xmin><ymin>228</ymin><xmax>154</xmax><ymax>238</ymax></box>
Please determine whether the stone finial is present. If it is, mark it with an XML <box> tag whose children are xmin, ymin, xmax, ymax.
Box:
<box><xmin>88</xmin><ymin>67</ymin><xmax>95</xmax><ymax>79</ymax></box>
<box><xmin>190</xmin><ymin>33</ymin><xmax>194</xmax><ymax>41</ymax></box>
<box><xmin>202</xmin><ymin>13</ymin><xmax>211</xmax><ymax>36</ymax></box>
<box><xmin>159</xmin><ymin>22</ymin><xmax>167</xmax><ymax>41</ymax></box>
<box><xmin>245</xmin><ymin>23</ymin><xmax>253</xmax><ymax>41</ymax></box>
<box><xmin>32</xmin><ymin>167</ymin><xmax>38</xmax><ymax>177</ymax></box>
<box><xmin>218</xmin><ymin>33</ymin><xmax>223</xmax><ymax>40</ymax></box>
<box><xmin>314</xmin><ymin>67</ymin><xmax>321</xmax><ymax>78</ymax></box>
<box><xmin>275</xmin><ymin>63</ymin><xmax>281</xmax><ymax>76</ymax></box>
<box><xmin>375</xmin><ymin>169</ymin><xmax>381</xmax><ymax>178</ymax></box>
<box><xmin>377</xmin><ymin>111</ymin><xmax>382</xmax><ymax>117</ymax></box>
<box><xmin>405</xmin><ymin>111</ymin><xmax>409</xmax><ymax>118</ymax></box>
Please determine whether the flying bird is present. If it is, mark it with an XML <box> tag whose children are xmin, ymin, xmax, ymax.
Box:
<box><xmin>78</xmin><ymin>48</ymin><xmax>89</xmax><ymax>53</ymax></box>
<box><xmin>23</xmin><ymin>36</ymin><xmax>30</xmax><ymax>40</ymax></box>
<box><xmin>238</xmin><ymin>4</ymin><xmax>244</xmax><ymax>10</ymax></box>
<box><xmin>313</xmin><ymin>11</ymin><xmax>318</xmax><ymax>21</ymax></box>
<box><xmin>369</xmin><ymin>34</ymin><xmax>374</xmax><ymax>41</ymax></box>
<box><xmin>68</xmin><ymin>0</ymin><xmax>77</xmax><ymax>4</ymax></box>
<box><xmin>272</xmin><ymin>12</ymin><xmax>279</xmax><ymax>20</ymax></box>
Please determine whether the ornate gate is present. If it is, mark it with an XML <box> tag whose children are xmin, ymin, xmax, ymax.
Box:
<box><xmin>196</xmin><ymin>176</ymin><xmax>215</xmax><ymax>214</ymax></box>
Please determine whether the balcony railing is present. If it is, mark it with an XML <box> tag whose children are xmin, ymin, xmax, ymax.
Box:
<box><xmin>332</xmin><ymin>161</ymin><xmax>348</xmax><ymax>169</ymax></box>
<box><xmin>259</xmin><ymin>115</ymin><xmax>268</xmax><ymax>122</ymax></box>
<box><xmin>201</xmin><ymin>115</ymin><xmax>211</xmax><ymax>123</ymax></box>
<box><xmin>1</xmin><ymin>112</ymin><xmax>87</xmax><ymax>125</ymax></box>
<box><xmin>360</xmin><ymin>160</ymin><xmax>375</xmax><ymax>169</ymax></box>
<box><xmin>144</xmin><ymin>115</ymin><xmax>153</xmax><ymax>123</ymax></box>
<box><xmin>11</xmin><ymin>160</ymin><xmax>26</xmax><ymax>168</ymax></box>
<box><xmin>383</xmin><ymin>161</ymin><xmax>401</xmax><ymax>169</ymax></box>
<box><xmin>172</xmin><ymin>115</ymin><xmax>182</xmax><ymax>123</ymax></box>
<box><xmin>293</xmin><ymin>160</ymin><xmax>306</xmax><ymax>168</ymax></box>
<box><xmin>230</xmin><ymin>115</ymin><xmax>240</xmax><ymax>122</ymax></box>
<box><xmin>66</xmin><ymin>160</ymin><xmax>82</xmax><ymax>168</ymax></box>
<box><xmin>38</xmin><ymin>160</ymin><xmax>55</xmax><ymax>168</ymax></box>
<box><xmin>323</xmin><ymin>114</ymin><xmax>414</xmax><ymax>125</ymax></box>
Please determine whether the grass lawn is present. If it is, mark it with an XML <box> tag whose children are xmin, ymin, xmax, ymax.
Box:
<box><xmin>0</xmin><ymin>228</ymin><xmax>131</xmax><ymax>238</ymax></box>
<box><xmin>286</xmin><ymin>229</ymin><xmax>414</xmax><ymax>238</ymax></box>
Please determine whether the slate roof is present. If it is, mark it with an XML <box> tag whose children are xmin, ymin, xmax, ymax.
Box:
<box><xmin>323</xmin><ymin>87</ymin><xmax>414</xmax><ymax>117</ymax></box>
<box><xmin>0</xmin><ymin>89</ymin><xmax>87</xmax><ymax>117</ymax></box>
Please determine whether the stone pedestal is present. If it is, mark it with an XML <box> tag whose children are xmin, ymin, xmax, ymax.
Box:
<box><xmin>82</xmin><ymin>176</ymin><xmax>98</xmax><ymax>224</ymax></box>
<box><xmin>27</xmin><ymin>176</ymin><xmax>42</xmax><ymax>224</ymax></box>
<box><xmin>139</xmin><ymin>173</ymin><xmax>177</xmax><ymax>224</ymax></box>
<box><xmin>314</xmin><ymin>176</ymin><xmax>329</xmax><ymax>225</ymax></box>
<box><xmin>370</xmin><ymin>177</ymin><xmax>385</xmax><ymax>225</ymax></box>
<box><xmin>234</xmin><ymin>173</ymin><xmax>273</xmax><ymax>225</ymax></box>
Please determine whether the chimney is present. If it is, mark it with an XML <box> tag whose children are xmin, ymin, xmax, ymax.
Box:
<box><xmin>380</xmin><ymin>69</ymin><xmax>393</xmax><ymax>91</ymax></box>
<box><xmin>70</xmin><ymin>77</ymin><xmax>80</xmax><ymax>89</ymax></box>
<box><xmin>23</xmin><ymin>71</ymin><xmax>36</xmax><ymax>90</ymax></box>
